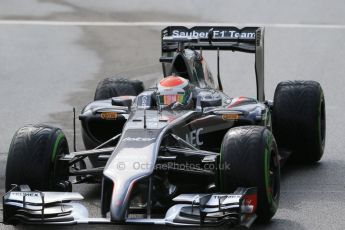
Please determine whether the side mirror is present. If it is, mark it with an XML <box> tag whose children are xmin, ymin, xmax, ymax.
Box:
<box><xmin>112</xmin><ymin>97</ymin><xmax>133</xmax><ymax>112</ymax></box>
<box><xmin>197</xmin><ymin>90</ymin><xmax>222</xmax><ymax>110</ymax></box>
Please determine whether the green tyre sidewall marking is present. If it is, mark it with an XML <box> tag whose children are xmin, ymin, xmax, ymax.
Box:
<box><xmin>264</xmin><ymin>132</ymin><xmax>277</xmax><ymax>213</ymax></box>
<box><xmin>51</xmin><ymin>132</ymin><xmax>65</xmax><ymax>163</ymax></box>
<box><xmin>50</xmin><ymin>131</ymin><xmax>65</xmax><ymax>188</ymax></box>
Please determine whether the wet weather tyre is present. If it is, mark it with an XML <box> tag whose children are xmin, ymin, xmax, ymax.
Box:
<box><xmin>272</xmin><ymin>81</ymin><xmax>326</xmax><ymax>163</ymax></box>
<box><xmin>5</xmin><ymin>124</ymin><xmax>69</xmax><ymax>191</ymax></box>
<box><xmin>219</xmin><ymin>126</ymin><xmax>280</xmax><ymax>223</ymax></box>
<box><xmin>94</xmin><ymin>77</ymin><xmax>144</xmax><ymax>100</ymax></box>
<box><xmin>86</xmin><ymin>77</ymin><xmax>144</xmax><ymax>167</ymax></box>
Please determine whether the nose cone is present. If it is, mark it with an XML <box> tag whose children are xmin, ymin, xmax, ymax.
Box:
<box><xmin>103</xmin><ymin>129</ymin><xmax>160</xmax><ymax>221</ymax></box>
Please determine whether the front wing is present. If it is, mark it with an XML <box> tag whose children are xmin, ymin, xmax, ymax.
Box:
<box><xmin>3</xmin><ymin>185</ymin><xmax>257</xmax><ymax>228</ymax></box>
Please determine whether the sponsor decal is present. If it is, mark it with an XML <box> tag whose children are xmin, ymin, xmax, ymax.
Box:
<box><xmin>213</xmin><ymin>195</ymin><xmax>242</xmax><ymax>199</ymax></box>
<box><xmin>172</xmin><ymin>30</ymin><xmax>255</xmax><ymax>39</ymax></box>
<box><xmin>141</xmin><ymin>95</ymin><xmax>148</xmax><ymax>107</ymax></box>
<box><xmin>222</xmin><ymin>113</ymin><xmax>240</xmax><ymax>120</ymax></box>
<box><xmin>100</xmin><ymin>112</ymin><xmax>118</xmax><ymax>120</ymax></box>
<box><xmin>122</xmin><ymin>137</ymin><xmax>156</xmax><ymax>142</ymax></box>
<box><xmin>11</xmin><ymin>192</ymin><xmax>40</xmax><ymax>197</ymax></box>
<box><xmin>138</xmin><ymin>93</ymin><xmax>153</xmax><ymax>108</ymax></box>
<box><xmin>241</xmin><ymin>194</ymin><xmax>257</xmax><ymax>213</ymax></box>
<box><xmin>186</xmin><ymin>128</ymin><xmax>203</xmax><ymax>146</ymax></box>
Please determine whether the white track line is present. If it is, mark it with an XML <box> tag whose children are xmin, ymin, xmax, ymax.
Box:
<box><xmin>0</xmin><ymin>20</ymin><xmax>345</xmax><ymax>29</ymax></box>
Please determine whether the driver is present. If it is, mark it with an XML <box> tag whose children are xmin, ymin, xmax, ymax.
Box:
<box><xmin>156</xmin><ymin>75</ymin><xmax>193</xmax><ymax>110</ymax></box>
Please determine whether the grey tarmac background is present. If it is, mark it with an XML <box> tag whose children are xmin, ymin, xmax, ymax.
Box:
<box><xmin>1</xmin><ymin>0</ymin><xmax>345</xmax><ymax>229</ymax></box>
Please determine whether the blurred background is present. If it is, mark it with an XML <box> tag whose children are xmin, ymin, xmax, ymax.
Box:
<box><xmin>1</xmin><ymin>1</ymin><xmax>345</xmax><ymax>229</ymax></box>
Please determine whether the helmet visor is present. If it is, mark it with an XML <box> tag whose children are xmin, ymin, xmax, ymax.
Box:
<box><xmin>157</xmin><ymin>93</ymin><xmax>187</xmax><ymax>105</ymax></box>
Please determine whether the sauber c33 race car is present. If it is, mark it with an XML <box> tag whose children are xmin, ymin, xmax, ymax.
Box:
<box><xmin>3</xmin><ymin>26</ymin><xmax>326</xmax><ymax>228</ymax></box>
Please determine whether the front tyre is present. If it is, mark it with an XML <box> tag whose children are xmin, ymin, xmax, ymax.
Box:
<box><xmin>219</xmin><ymin>126</ymin><xmax>280</xmax><ymax>223</ymax></box>
<box><xmin>5</xmin><ymin>124</ymin><xmax>69</xmax><ymax>191</ymax></box>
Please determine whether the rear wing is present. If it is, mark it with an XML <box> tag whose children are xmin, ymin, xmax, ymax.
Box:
<box><xmin>161</xmin><ymin>26</ymin><xmax>258</xmax><ymax>53</ymax></box>
<box><xmin>161</xmin><ymin>26</ymin><xmax>265</xmax><ymax>102</ymax></box>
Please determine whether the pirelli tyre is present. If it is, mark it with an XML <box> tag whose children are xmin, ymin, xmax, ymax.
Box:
<box><xmin>272</xmin><ymin>81</ymin><xmax>326</xmax><ymax>163</ymax></box>
<box><xmin>219</xmin><ymin>126</ymin><xmax>280</xmax><ymax>223</ymax></box>
<box><xmin>94</xmin><ymin>77</ymin><xmax>144</xmax><ymax>100</ymax></box>
<box><xmin>85</xmin><ymin>77</ymin><xmax>144</xmax><ymax>167</ymax></box>
<box><xmin>5</xmin><ymin>124</ymin><xmax>69</xmax><ymax>191</ymax></box>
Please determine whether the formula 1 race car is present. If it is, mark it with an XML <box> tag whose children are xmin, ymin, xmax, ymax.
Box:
<box><xmin>3</xmin><ymin>26</ymin><xmax>326</xmax><ymax>228</ymax></box>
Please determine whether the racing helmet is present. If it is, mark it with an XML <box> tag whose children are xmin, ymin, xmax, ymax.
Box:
<box><xmin>156</xmin><ymin>76</ymin><xmax>192</xmax><ymax>108</ymax></box>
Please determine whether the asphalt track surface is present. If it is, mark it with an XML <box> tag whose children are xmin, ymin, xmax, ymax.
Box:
<box><xmin>1</xmin><ymin>1</ymin><xmax>345</xmax><ymax>229</ymax></box>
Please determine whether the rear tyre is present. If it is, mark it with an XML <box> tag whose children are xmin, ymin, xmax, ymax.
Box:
<box><xmin>85</xmin><ymin>77</ymin><xmax>144</xmax><ymax>167</ymax></box>
<box><xmin>219</xmin><ymin>126</ymin><xmax>280</xmax><ymax>223</ymax></box>
<box><xmin>5</xmin><ymin>124</ymin><xmax>69</xmax><ymax>191</ymax></box>
<box><xmin>94</xmin><ymin>77</ymin><xmax>144</xmax><ymax>100</ymax></box>
<box><xmin>272</xmin><ymin>80</ymin><xmax>326</xmax><ymax>163</ymax></box>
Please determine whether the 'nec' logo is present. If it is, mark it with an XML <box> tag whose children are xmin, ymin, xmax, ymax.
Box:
<box><xmin>186</xmin><ymin>128</ymin><xmax>203</xmax><ymax>146</ymax></box>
